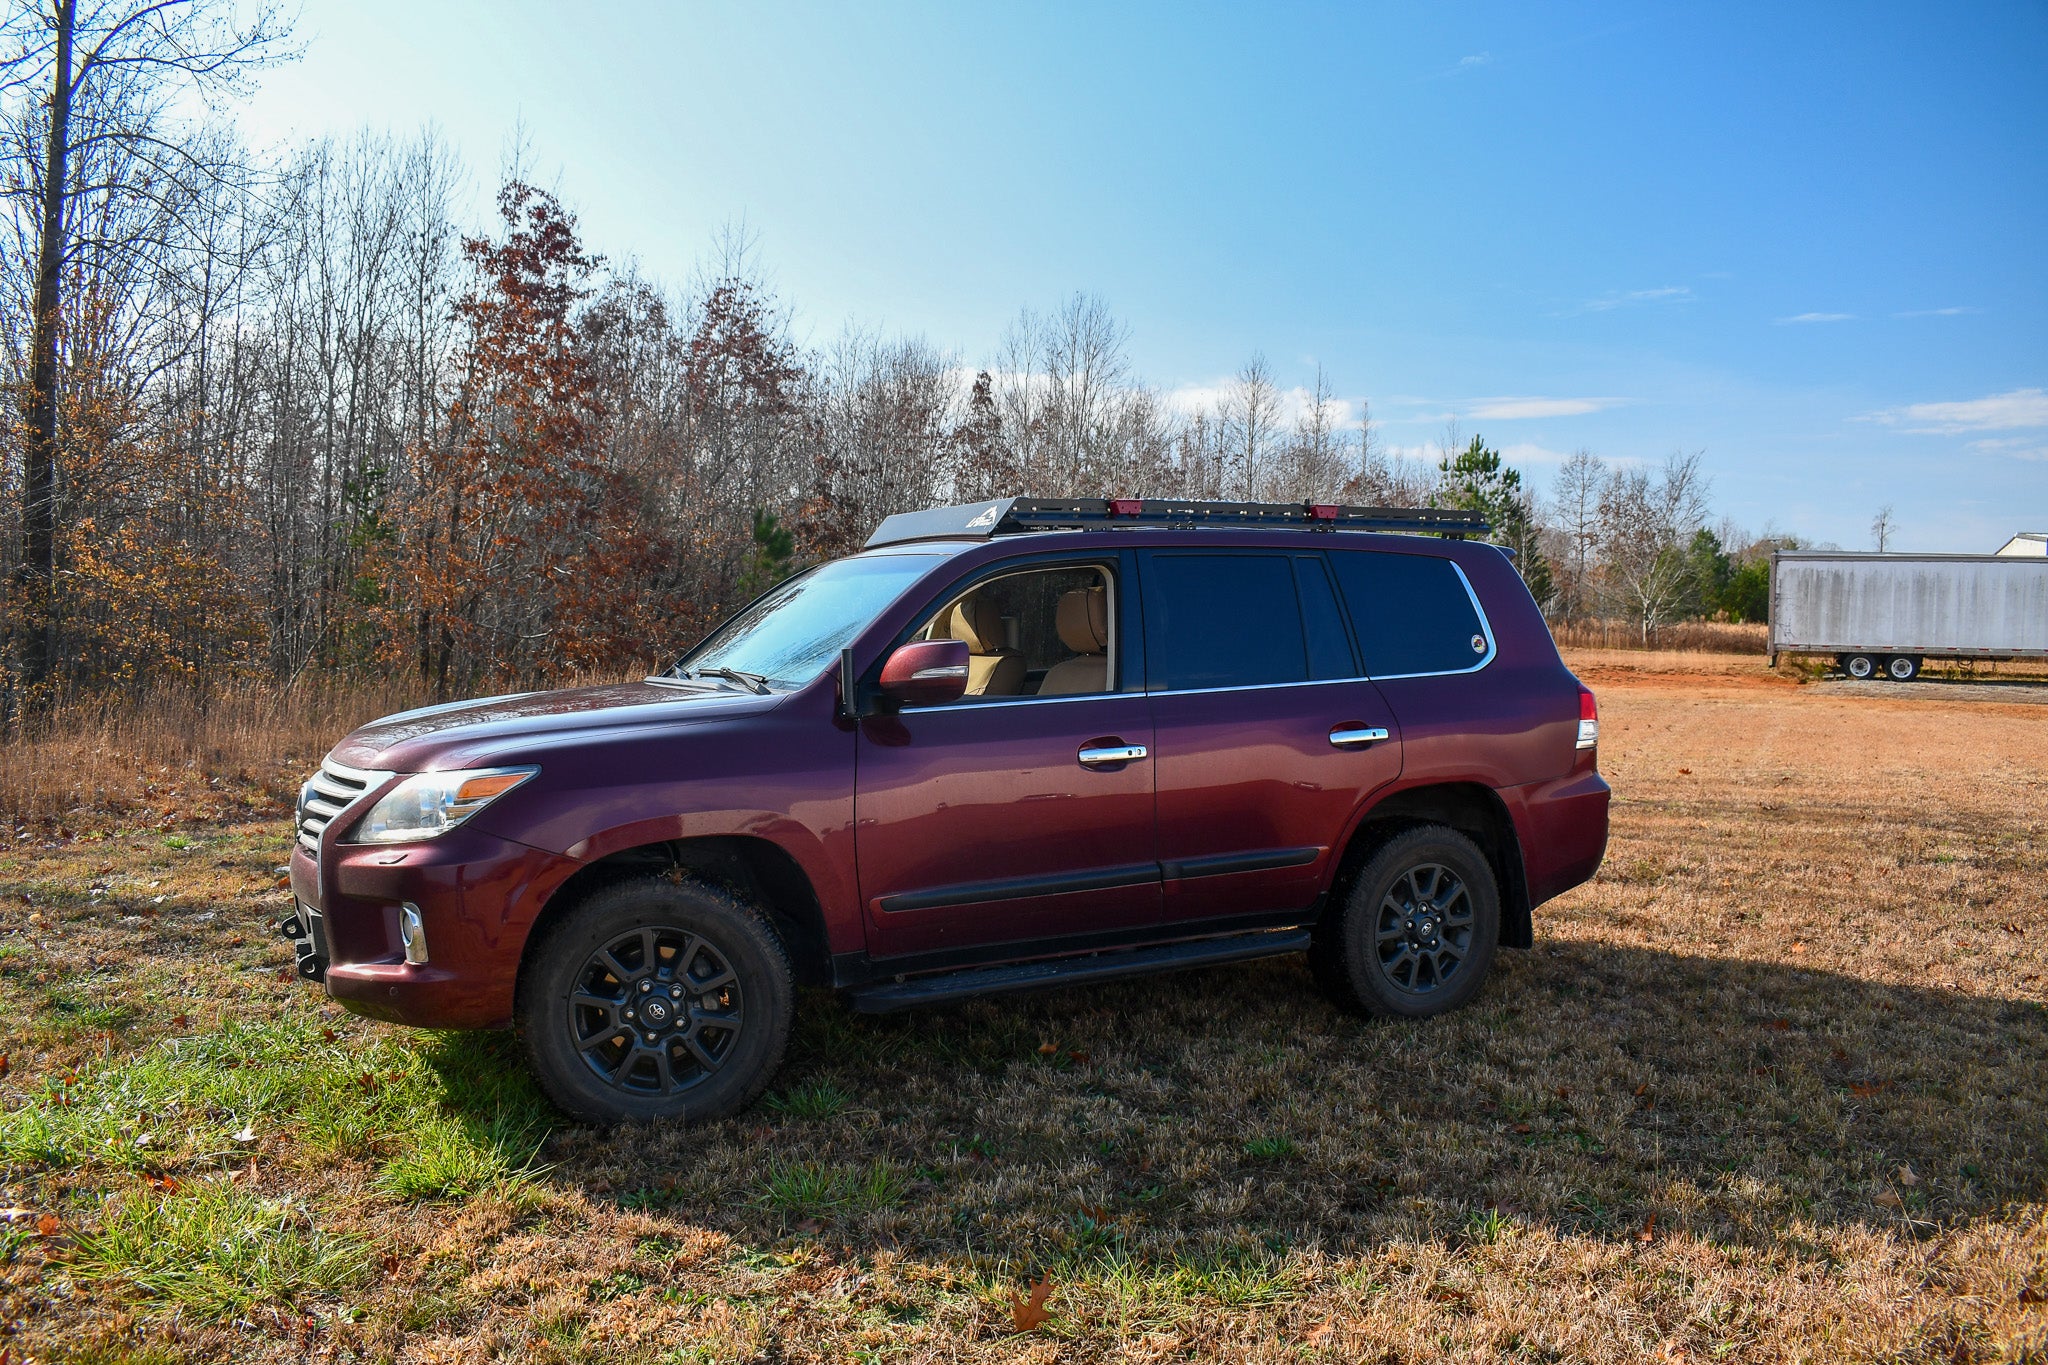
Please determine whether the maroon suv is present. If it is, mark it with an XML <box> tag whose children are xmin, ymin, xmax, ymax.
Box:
<box><xmin>283</xmin><ymin>497</ymin><xmax>1609</xmax><ymax>1123</ymax></box>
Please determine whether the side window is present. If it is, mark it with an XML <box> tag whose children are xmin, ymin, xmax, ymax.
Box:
<box><xmin>1143</xmin><ymin>553</ymin><xmax>1308</xmax><ymax>691</ymax></box>
<box><xmin>912</xmin><ymin>564</ymin><xmax>1114</xmax><ymax>700</ymax></box>
<box><xmin>1328</xmin><ymin>550</ymin><xmax>1489</xmax><ymax>677</ymax></box>
<box><xmin>1293</xmin><ymin>555</ymin><xmax>1358</xmax><ymax>680</ymax></box>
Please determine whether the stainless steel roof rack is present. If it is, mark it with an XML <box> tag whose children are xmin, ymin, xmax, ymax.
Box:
<box><xmin>864</xmin><ymin>496</ymin><xmax>1490</xmax><ymax>549</ymax></box>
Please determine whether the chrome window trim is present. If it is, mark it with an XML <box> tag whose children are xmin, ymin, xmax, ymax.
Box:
<box><xmin>1360</xmin><ymin>559</ymin><xmax>1497</xmax><ymax>681</ymax></box>
<box><xmin>902</xmin><ymin>552</ymin><xmax>1498</xmax><ymax>705</ymax></box>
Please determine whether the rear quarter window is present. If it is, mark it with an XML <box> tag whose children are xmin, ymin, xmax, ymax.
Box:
<box><xmin>1328</xmin><ymin>550</ymin><xmax>1491</xmax><ymax>677</ymax></box>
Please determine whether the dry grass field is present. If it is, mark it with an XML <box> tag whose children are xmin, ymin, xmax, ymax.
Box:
<box><xmin>1</xmin><ymin>653</ymin><xmax>2044</xmax><ymax>1363</ymax></box>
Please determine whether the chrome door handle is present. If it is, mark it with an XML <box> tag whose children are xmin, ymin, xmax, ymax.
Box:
<box><xmin>1078</xmin><ymin>743</ymin><xmax>1148</xmax><ymax>767</ymax></box>
<box><xmin>1329</xmin><ymin>726</ymin><xmax>1390</xmax><ymax>749</ymax></box>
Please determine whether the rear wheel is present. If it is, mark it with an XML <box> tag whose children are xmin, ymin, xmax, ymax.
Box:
<box><xmin>1842</xmin><ymin>654</ymin><xmax>1878</xmax><ymax>680</ymax></box>
<box><xmin>1885</xmin><ymin>655</ymin><xmax>1921</xmax><ymax>681</ymax></box>
<box><xmin>518</xmin><ymin>877</ymin><xmax>793</xmax><ymax>1125</ymax></box>
<box><xmin>1310</xmin><ymin>824</ymin><xmax>1500</xmax><ymax>1019</ymax></box>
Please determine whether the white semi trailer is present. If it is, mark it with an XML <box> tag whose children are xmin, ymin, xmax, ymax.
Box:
<box><xmin>1769</xmin><ymin>551</ymin><xmax>2048</xmax><ymax>679</ymax></box>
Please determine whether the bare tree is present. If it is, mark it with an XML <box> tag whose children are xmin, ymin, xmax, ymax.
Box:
<box><xmin>1871</xmin><ymin>504</ymin><xmax>1895</xmax><ymax>552</ymax></box>
<box><xmin>1549</xmin><ymin>448</ymin><xmax>1606</xmax><ymax>619</ymax></box>
<box><xmin>1219</xmin><ymin>351</ymin><xmax>1280</xmax><ymax>500</ymax></box>
<box><xmin>1596</xmin><ymin>451</ymin><xmax>1711</xmax><ymax>644</ymax></box>
<box><xmin>0</xmin><ymin>0</ymin><xmax>293</xmax><ymax>712</ymax></box>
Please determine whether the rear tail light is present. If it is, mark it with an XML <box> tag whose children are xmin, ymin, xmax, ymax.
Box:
<box><xmin>1576</xmin><ymin>684</ymin><xmax>1599</xmax><ymax>750</ymax></box>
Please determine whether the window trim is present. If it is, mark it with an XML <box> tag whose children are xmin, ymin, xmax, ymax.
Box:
<box><xmin>1354</xmin><ymin>559</ymin><xmax>1498</xmax><ymax>681</ymax></box>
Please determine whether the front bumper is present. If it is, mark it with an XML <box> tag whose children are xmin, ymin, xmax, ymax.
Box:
<box><xmin>286</xmin><ymin>823</ymin><xmax>579</xmax><ymax>1030</ymax></box>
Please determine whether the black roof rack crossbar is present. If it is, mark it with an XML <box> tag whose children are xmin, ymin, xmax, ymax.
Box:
<box><xmin>864</xmin><ymin>496</ymin><xmax>1490</xmax><ymax>549</ymax></box>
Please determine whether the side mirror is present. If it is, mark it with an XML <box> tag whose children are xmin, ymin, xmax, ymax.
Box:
<box><xmin>877</xmin><ymin>638</ymin><xmax>970</xmax><ymax>706</ymax></box>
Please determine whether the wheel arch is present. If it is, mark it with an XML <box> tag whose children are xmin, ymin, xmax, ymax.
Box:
<box><xmin>1329</xmin><ymin>782</ymin><xmax>1533</xmax><ymax>948</ymax></box>
<box><xmin>523</xmin><ymin>835</ymin><xmax>836</xmax><ymax>990</ymax></box>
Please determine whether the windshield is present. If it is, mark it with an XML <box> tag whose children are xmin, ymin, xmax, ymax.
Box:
<box><xmin>677</xmin><ymin>553</ymin><xmax>940</xmax><ymax>686</ymax></box>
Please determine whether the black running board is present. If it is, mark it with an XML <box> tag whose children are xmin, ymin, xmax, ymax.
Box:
<box><xmin>845</xmin><ymin>928</ymin><xmax>1311</xmax><ymax>1014</ymax></box>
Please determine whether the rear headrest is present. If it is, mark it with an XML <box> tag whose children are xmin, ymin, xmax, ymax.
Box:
<box><xmin>1056</xmin><ymin>588</ymin><xmax>1108</xmax><ymax>654</ymax></box>
<box><xmin>942</xmin><ymin>595</ymin><xmax>1004</xmax><ymax>654</ymax></box>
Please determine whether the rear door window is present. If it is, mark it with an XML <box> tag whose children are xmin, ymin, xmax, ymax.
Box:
<box><xmin>1328</xmin><ymin>550</ymin><xmax>1491</xmax><ymax>677</ymax></box>
<box><xmin>1142</xmin><ymin>553</ymin><xmax>1308</xmax><ymax>691</ymax></box>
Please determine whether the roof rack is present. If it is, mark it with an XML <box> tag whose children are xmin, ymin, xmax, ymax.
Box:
<box><xmin>864</xmin><ymin>496</ymin><xmax>1490</xmax><ymax>550</ymax></box>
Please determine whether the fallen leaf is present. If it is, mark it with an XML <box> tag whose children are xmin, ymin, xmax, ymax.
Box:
<box><xmin>1633</xmin><ymin>1083</ymin><xmax>1649</xmax><ymax>1096</ymax></box>
<box><xmin>170</xmin><ymin>1015</ymin><xmax>188</xmax><ymax>1029</ymax></box>
<box><xmin>322</xmin><ymin>1027</ymin><xmax>339</xmax><ymax>1042</ymax></box>
<box><xmin>1512</xmin><ymin>1122</ymin><xmax>1533</xmax><ymax>1135</ymax></box>
<box><xmin>141</xmin><ymin>1171</ymin><xmax>180</xmax><ymax>1194</ymax></box>
<box><xmin>1068</xmin><ymin>1050</ymin><xmax>1090</xmax><ymax>1064</ymax></box>
<box><xmin>1677</xmin><ymin>768</ymin><xmax>1692</xmax><ymax>776</ymax></box>
<box><xmin>1305</xmin><ymin>1318</ymin><xmax>1335</xmax><ymax>1345</ymax></box>
<box><xmin>2019</xmin><ymin>1286</ymin><xmax>2044</xmax><ymax>1305</ymax></box>
<box><xmin>1897</xmin><ymin>1164</ymin><xmax>1919</xmax><ymax>1187</ymax></box>
<box><xmin>381</xmin><ymin>1253</ymin><xmax>401</xmax><ymax>1274</ymax></box>
<box><xmin>1875</xmin><ymin>1189</ymin><xmax>1904</xmax><ymax>1210</ymax></box>
<box><xmin>0</xmin><ymin>1054</ymin><xmax>7</xmax><ymax>1079</ymax></box>
<box><xmin>1010</xmin><ymin>1277</ymin><xmax>1053</xmax><ymax>1332</ymax></box>
<box><xmin>796</xmin><ymin>1217</ymin><xmax>824</xmax><ymax>1235</ymax></box>
<box><xmin>1036</xmin><ymin>1042</ymin><xmax>1058</xmax><ymax>1056</ymax></box>
<box><xmin>1849</xmin><ymin>1081</ymin><xmax>1889</xmax><ymax>1098</ymax></box>
<box><xmin>1766</xmin><ymin>1019</ymin><xmax>1791</xmax><ymax>1031</ymax></box>
<box><xmin>1637</xmin><ymin>1212</ymin><xmax>1656</xmax><ymax>1243</ymax></box>
<box><xmin>1790</xmin><ymin>941</ymin><xmax>1806</xmax><ymax>954</ymax></box>
<box><xmin>231</xmin><ymin>1125</ymin><xmax>257</xmax><ymax>1144</ymax></box>
<box><xmin>36</xmin><ymin>1213</ymin><xmax>59</xmax><ymax>1237</ymax></box>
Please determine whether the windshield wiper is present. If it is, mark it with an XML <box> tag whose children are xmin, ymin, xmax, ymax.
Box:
<box><xmin>692</xmin><ymin>666</ymin><xmax>772</xmax><ymax>695</ymax></box>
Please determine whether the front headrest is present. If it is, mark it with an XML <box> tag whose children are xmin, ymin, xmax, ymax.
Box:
<box><xmin>1056</xmin><ymin>588</ymin><xmax>1108</xmax><ymax>653</ymax></box>
<box><xmin>942</xmin><ymin>595</ymin><xmax>1003</xmax><ymax>653</ymax></box>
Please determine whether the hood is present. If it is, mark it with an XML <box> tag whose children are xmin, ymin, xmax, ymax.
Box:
<box><xmin>330</xmin><ymin>679</ymin><xmax>782</xmax><ymax>772</ymax></box>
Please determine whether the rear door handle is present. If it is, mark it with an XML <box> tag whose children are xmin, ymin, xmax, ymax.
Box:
<box><xmin>1329</xmin><ymin>725</ymin><xmax>1390</xmax><ymax>749</ymax></box>
<box><xmin>1078</xmin><ymin>742</ymin><xmax>1148</xmax><ymax>767</ymax></box>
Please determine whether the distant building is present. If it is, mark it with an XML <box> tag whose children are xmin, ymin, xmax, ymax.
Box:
<box><xmin>1996</xmin><ymin>532</ymin><xmax>2047</xmax><ymax>557</ymax></box>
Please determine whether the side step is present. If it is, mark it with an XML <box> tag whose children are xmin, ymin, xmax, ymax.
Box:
<box><xmin>845</xmin><ymin>928</ymin><xmax>1311</xmax><ymax>1014</ymax></box>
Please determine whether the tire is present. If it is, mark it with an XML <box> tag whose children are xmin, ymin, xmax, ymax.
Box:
<box><xmin>518</xmin><ymin>877</ymin><xmax>794</xmax><ymax>1125</ymax></box>
<box><xmin>1885</xmin><ymin>655</ymin><xmax>1920</xmax><ymax>681</ymax></box>
<box><xmin>1842</xmin><ymin>654</ymin><xmax>1877</xmax><ymax>680</ymax></box>
<box><xmin>1309</xmin><ymin>824</ymin><xmax>1501</xmax><ymax>1020</ymax></box>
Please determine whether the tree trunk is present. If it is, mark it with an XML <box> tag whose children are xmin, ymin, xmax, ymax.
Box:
<box><xmin>13</xmin><ymin>0</ymin><xmax>75</xmax><ymax>714</ymax></box>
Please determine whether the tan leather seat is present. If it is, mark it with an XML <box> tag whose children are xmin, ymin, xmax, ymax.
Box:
<box><xmin>937</xmin><ymin>595</ymin><xmax>1026</xmax><ymax>696</ymax></box>
<box><xmin>1038</xmin><ymin>587</ymin><xmax>1109</xmax><ymax>695</ymax></box>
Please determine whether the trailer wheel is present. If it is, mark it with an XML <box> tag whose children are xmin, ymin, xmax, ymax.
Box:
<box><xmin>1842</xmin><ymin>654</ymin><xmax>1877</xmax><ymax>680</ymax></box>
<box><xmin>1885</xmin><ymin>655</ymin><xmax>1921</xmax><ymax>681</ymax></box>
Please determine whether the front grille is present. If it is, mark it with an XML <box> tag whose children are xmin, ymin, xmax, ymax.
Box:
<box><xmin>296</xmin><ymin>759</ymin><xmax>383</xmax><ymax>855</ymax></box>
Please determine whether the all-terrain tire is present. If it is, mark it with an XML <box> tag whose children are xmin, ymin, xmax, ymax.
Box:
<box><xmin>518</xmin><ymin>877</ymin><xmax>794</xmax><ymax>1125</ymax></box>
<box><xmin>1309</xmin><ymin>824</ymin><xmax>1501</xmax><ymax>1020</ymax></box>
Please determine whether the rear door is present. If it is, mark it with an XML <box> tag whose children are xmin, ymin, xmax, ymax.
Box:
<box><xmin>1142</xmin><ymin>549</ymin><xmax>1404</xmax><ymax>924</ymax></box>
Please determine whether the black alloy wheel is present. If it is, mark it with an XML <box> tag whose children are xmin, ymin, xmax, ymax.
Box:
<box><xmin>519</xmin><ymin>877</ymin><xmax>793</xmax><ymax>1124</ymax></box>
<box><xmin>1309</xmin><ymin>823</ymin><xmax>1501</xmax><ymax>1019</ymax></box>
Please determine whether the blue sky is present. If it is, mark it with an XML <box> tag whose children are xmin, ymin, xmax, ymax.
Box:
<box><xmin>239</xmin><ymin>1</ymin><xmax>2046</xmax><ymax>551</ymax></box>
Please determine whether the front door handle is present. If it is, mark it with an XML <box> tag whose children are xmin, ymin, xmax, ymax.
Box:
<box><xmin>1078</xmin><ymin>742</ymin><xmax>1148</xmax><ymax>767</ymax></box>
<box><xmin>1329</xmin><ymin>725</ymin><xmax>1390</xmax><ymax>749</ymax></box>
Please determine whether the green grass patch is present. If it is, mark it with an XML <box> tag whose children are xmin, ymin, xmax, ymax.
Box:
<box><xmin>757</xmin><ymin>1157</ymin><xmax>906</xmax><ymax>1216</ymax></box>
<box><xmin>1240</xmin><ymin>1135</ymin><xmax>1299</xmax><ymax>1162</ymax></box>
<box><xmin>70</xmin><ymin>1181</ymin><xmax>373</xmax><ymax>1316</ymax></box>
<box><xmin>762</xmin><ymin>1079</ymin><xmax>853</xmax><ymax>1120</ymax></box>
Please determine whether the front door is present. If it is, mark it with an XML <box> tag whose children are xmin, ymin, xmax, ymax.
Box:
<box><xmin>1141</xmin><ymin>549</ymin><xmax>1404</xmax><ymax>923</ymax></box>
<box><xmin>855</xmin><ymin>559</ymin><xmax>1159</xmax><ymax>960</ymax></box>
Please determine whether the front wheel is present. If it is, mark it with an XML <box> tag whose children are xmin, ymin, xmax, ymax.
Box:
<box><xmin>518</xmin><ymin>877</ymin><xmax>794</xmax><ymax>1125</ymax></box>
<box><xmin>1309</xmin><ymin>824</ymin><xmax>1501</xmax><ymax>1019</ymax></box>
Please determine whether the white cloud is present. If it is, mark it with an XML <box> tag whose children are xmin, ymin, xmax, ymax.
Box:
<box><xmin>1893</xmin><ymin>306</ymin><xmax>1979</xmax><ymax>318</ymax></box>
<box><xmin>1580</xmin><ymin>286</ymin><xmax>1692</xmax><ymax>313</ymax></box>
<box><xmin>1161</xmin><ymin>380</ymin><xmax>1360</xmax><ymax>431</ymax></box>
<box><xmin>1458</xmin><ymin>51</ymin><xmax>1494</xmax><ymax>68</ymax></box>
<box><xmin>1465</xmin><ymin>396</ymin><xmax>1620</xmax><ymax>420</ymax></box>
<box><xmin>1967</xmin><ymin>435</ymin><xmax>2048</xmax><ymax>461</ymax></box>
<box><xmin>1774</xmin><ymin>312</ymin><xmax>1855</xmax><ymax>325</ymax></box>
<box><xmin>1873</xmin><ymin>388</ymin><xmax>2048</xmax><ymax>433</ymax></box>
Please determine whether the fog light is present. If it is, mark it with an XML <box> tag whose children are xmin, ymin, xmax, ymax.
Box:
<box><xmin>398</xmin><ymin>902</ymin><xmax>429</xmax><ymax>965</ymax></box>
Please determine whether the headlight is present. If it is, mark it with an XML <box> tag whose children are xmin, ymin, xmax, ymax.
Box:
<box><xmin>350</xmin><ymin>766</ymin><xmax>538</xmax><ymax>844</ymax></box>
